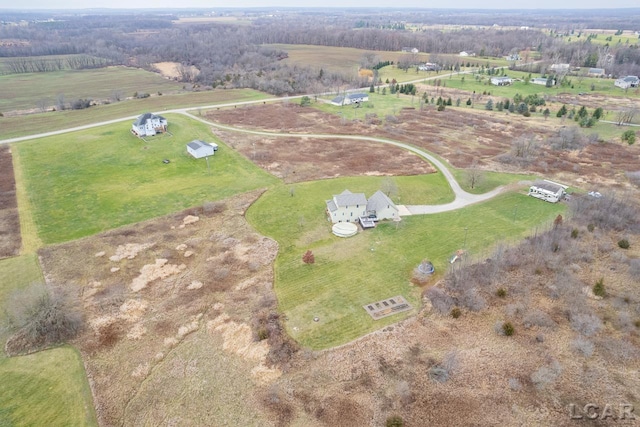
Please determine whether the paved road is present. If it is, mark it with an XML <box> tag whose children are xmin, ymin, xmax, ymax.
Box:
<box><xmin>182</xmin><ymin>111</ymin><xmax>506</xmax><ymax>216</ymax></box>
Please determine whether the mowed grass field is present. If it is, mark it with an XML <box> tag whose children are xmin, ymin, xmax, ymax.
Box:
<box><xmin>0</xmin><ymin>255</ymin><xmax>97</xmax><ymax>427</ymax></box>
<box><xmin>14</xmin><ymin>113</ymin><xmax>279</xmax><ymax>244</ymax></box>
<box><xmin>247</xmin><ymin>177</ymin><xmax>565</xmax><ymax>349</ymax></box>
<box><xmin>438</xmin><ymin>69</ymin><xmax>640</xmax><ymax>99</ymax></box>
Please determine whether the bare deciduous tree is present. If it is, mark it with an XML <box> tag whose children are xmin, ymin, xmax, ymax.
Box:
<box><xmin>465</xmin><ymin>161</ymin><xmax>485</xmax><ymax>189</ymax></box>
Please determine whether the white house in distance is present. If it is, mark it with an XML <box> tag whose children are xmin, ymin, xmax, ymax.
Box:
<box><xmin>131</xmin><ymin>113</ymin><xmax>167</xmax><ymax>137</ymax></box>
<box><xmin>490</xmin><ymin>76</ymin><xmax>513</xmax><ymax>86</ymax></box>
<box><xmin>531</xmin><ymin>77</ymin><xmax>551</xmax><ymax>86</ymax></box>
<box><xmin>326</xmin><ymin>189</ymin><xmax>399</xmax><ymax>224</ymax></box>
<box><xmin>331</xmin><ymin>93</ymin><xmax>369</xmax><ymax>106</ymax></box>
<box><xmin>186</xmin><ymin>140</ymin><xmax>218</xmax><ymax>159</ymax></box>
<box><xmin>528</xmin><ymin>180</ymin><xmax>568</xmax><ymax>203</ymax></box>
<box><xmin>459</xmin><ymin>51</ymin><xmax>475</xmax><ymax>57</ymax></box>
<box><xmin>614</xmin><ymin>75</ymin><xmax>640</xmax><ymax>89</ymax></box>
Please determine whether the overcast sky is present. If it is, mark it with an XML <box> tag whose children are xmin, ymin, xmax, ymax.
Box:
<box><xmin>2</xmin><ymin>0</ymin><xmax>640</xmax><ymax>10</ymax></box>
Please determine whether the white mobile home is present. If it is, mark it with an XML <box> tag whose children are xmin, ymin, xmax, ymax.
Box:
<box><xmin>528</xmin><ymin>180</ymin><xmax>567</xmax><ymax>203</ymax></box>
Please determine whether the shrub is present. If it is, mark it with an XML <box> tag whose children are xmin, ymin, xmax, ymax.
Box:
<box><xmin>523</xmin><ymin>309</ymin><xmax>556</xmax><ymax>328</ymax></box>
<box><xmin>570</xmin><ymin>312</ymin><xmax>603</xmax><ymax>336</ymax></box>
<box><xmin>593</xmin><ymin>277</ymin><xmax>606</xmax><ymax>297</ymax></box>
<box><xmin>496</xmin><ymin>287</ymin><xmax>507</xmax><ymax>298</ymax></box>
<box><xmin>587</xmin><ymin>224</ymin><xmax>595</xmax><ymax>232</ymax></box>
<box><xmin>426</xmin><ymin>287</ymin><xmax>454</xmax><ymax>314</ymax></box>
<box><xmin>571</xmin><ymin>228</ymin><xmax>579</xmax><ymax>238</ymax></box>
<box><xmin>302</xmin><ymin>250</ymin><xmax>315</xmax><ymax>264</ymax></box>
<box><xmin>622</xmin><ymin>129</ymin><xmax>636</xmax><ymax>145</ymax></box>
<box><xmin>386</xmin><ymin>416</ymin><xmax>404</xmax><ymax>427</ymax></box>
<box><xmin>257</xmin><ymin>327</ymin><xmax>269</xmax><ymax>341</ymax></box>
<box><xmin>450</xmin><ymin>307</ymin><xmax>461</xmax><ymax>318</ymax></box>
<box><xmin>618</xmin><ymin>239</ymin><xmax>630</xmax><ymax>249</ymax></box>
<box><xmin>502</xmin><ymin>322</ymin><xmax>515</xmax><ymax>336</ymax></box>
<box><xmin>4</xmin><ymin>284</ymin><xmax>83</xmax><ymax>356</ymax></box>
<box><xmin>571</xmin><ymin>337</ymin><xmax>594</xmax><ymax>357</ymax></box>
<box><xmin>530</xmin><ymin>360</ymin><xmax>562</xmax><ymax>390</ymax></box>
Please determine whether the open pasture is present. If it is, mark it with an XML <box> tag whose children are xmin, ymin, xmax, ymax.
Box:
<box><xmin>14</xmin><ymin>113</ymin><xmax>278</xmax><ymax>244</ymax></box>
<box><xmin>0</xmin><ymin>66</ymin><xmax>185</xmax><ymax>113</ymax></box>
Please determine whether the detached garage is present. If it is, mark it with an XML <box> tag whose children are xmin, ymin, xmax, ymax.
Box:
<box><xmin>186</xmin><ymin>140</ymin><xmax>217</xmax><ymax>159</ymax></box>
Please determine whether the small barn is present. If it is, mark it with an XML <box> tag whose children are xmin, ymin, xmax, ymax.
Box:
<box><xmin>528</xmin><ymin>180</ymin><xmax>567</xmax><ymax>203</ymax></box>
<box><xmin>187</xmin><ymin>140</ymin><xmax>216</xmax><ymax>159</ymax></box>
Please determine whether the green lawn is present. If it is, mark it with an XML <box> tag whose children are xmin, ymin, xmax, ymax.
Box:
<box><xmin>14</xmin><ymin>113</ymin><xmax>279</xmax><ymax>244</ymax></box>
<box><xmin>454</xmin><ymin>170</ymin><xmax>539</xmax><ymax>194</ymax></box>
<box><xmin>438</xmin><ymin>69</ymin><xmax>640</xmax><ymax>100</ymax></box>
<box><xmin>0</xmin><ymin>255</ymin><xmax>97</xmax><ymax>427</ymax></box>
<box><xmin>0</xmin><ymin>88</ymin><xmax>269</xmax><ymax>140</ymax></box>
<box><xmin>248</xmin><ymin>178</ymin><xmax>565</xmax><ymax>349</ymax></box>
<box><xmin>316</xmin><ymin>92</ymin><xmax>424</xmax><ymax>123</ymax></box>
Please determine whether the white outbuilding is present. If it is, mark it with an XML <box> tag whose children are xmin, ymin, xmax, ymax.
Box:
<box><xmin>187</xmin><ymin>140</ymin><xmax>217</xmax><ymax>159</ymax></box>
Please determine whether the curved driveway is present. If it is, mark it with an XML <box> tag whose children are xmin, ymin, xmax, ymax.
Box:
<box><xmin>181</xmin><ymin>111</ymin><xmax>505</xmax><ymax>215</ymax></box>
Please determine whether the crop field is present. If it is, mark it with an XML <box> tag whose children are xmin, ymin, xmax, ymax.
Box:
<box><xmin>0</xmin><ymin>66</ymin><xmax>187</xmax><ymax>113</ymax></box>
<box><xmin>0</xmin><ymin>255</ymin><xmax>97</xmax><ymax>427</ymax></box>
<box><xmin>14</xmin><ymin>113</ymin><xmax>278</xmax><ymax>244</ymax></box>
<box><xmin>0</xmin><ymin>54</ymin><xmax>110</xmax><ymax>75</ymax></box>
<box><xmin>0</xmin><ymin>88</ymin><xmax>269</xmax><ymax>140</ymax></box>
<box><xmin>267</xmin><ymin>43</ymin><xmax>507</xmax><ymax>80</ymax></box>
<box><xmin>248</xmin><ymin>179</ymin><xmax>565</xmax><ymax>349</ymax></box>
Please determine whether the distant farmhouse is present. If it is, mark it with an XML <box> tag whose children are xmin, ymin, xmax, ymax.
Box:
<box><xmin>614</xmin><ymin>75</ymin><xmax>640</xmax><ymax>89</ymax></box>
<box><xmin>325</xmin><ymin>189</ymin><xmax>399</xmax><ymax>226</ymax></box>
<box><xmin>587</xmin><ymin>68</ymin><xmax>606</xmax><ymax>77</ymax></box>
<box><xmin>531</xmin><ymin>77</ymin><xmax>550</xmax><ymax>86</ymax></box>
<box><xmin>331</xmin><ymin>93</ymin><xmax>369</xmax><ymax>106</ymax></box>
<box><xmin>186</xmin><ymin>140</ymin><xmax>218</xmax><ymax>159</ymax></box>
<box><xmin>131</xmin><ymin>113</ymin><xmax>167</xmax><ymax>137</ymax></box>
<box><xmin>402</xmin><ymin>47</ymin><xmax>419</xmax><ymax>53</ymax></box>
<box><xmin>528</xmin><ymin>180</ymin><xmax>567</xmax><ymax>203</ymax></box>
<box><xmin>459</xmin><ymin>51</ymin><xmax>475</xmax><ymax>57</ymax></box>
<box><xmin>418</xmin><ymin>62</ymin><xmax>441</xmax><ymax>71</ymax></box>
<box><xmin>490</xmin><ymin>76</ymin><xmax>513</xmax><ymax>86</ymax></box>
<box><xmin>550</xmin><ymin>63</ymin><xmax>570</xmax><ymax>74</ymax></box>
<box><xmin>505</xmin><ymin>53</ymin><xmax>521</xmax><ymax>61</ymax></box>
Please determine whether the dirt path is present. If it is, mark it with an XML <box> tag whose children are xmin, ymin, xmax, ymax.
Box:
<box><xmin>182</xmin><ymin>111</ymin><xmax>507</xmax><ymax>215</ymax></box>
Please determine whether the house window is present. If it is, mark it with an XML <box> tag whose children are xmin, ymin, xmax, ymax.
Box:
<box><xmin>350</xmin><ymin>212</ymin><xmax>353</xmax><ymax>216</ymax></box>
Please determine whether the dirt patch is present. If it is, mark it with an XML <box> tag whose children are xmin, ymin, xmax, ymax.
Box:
<box><xmin>0</xmin><ymin>145</ymin><xmax>21</xmax><ymax>258</ymax></box>
<box><xmin>152</xmin><ymin>62</ymin><xmax>199</xmax><ymax>80</ymax></box>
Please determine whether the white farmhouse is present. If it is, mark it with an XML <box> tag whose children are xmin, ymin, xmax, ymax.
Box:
<box><xmin>331</xmin><ymin>93</ymin><xmax>369</xmax><ymax>106</ymax></box>
<box><xmin>614</xmin><ymin>76</ymin><xmax>640</xmax><ymax>89</ymax></box>
<box><xmin>326</xmin><ymin>190</ymin><xmax>368</xmax><ymax>223</ymax></box>
<box><xmin>131</xmin><ymin>113</ymin><xmax>167</xmax><ymax>137</ymax></box>
<box><xmin>186</xmin><ymin>140</ymin><xmax>217</xmax><ymax>159</ymax></box>
<box><xmin>531</xmin><ymin>77</ymin><xmax>550</xmax><ymax>86</ymax></box>
<box><xmin>528</xmin><ymin>180</ymin><xmax>567</xmax><ymax>203</ymax></box>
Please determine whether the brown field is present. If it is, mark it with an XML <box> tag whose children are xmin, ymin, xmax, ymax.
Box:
<box><xmin>0</xmin><ymin>145</ymin><xmax>20</xmax><ymax>258</ymax></box>
<box><xmin>205</xmin><ymin>100</ymin><xmax>640</xmax><ymax>192</ymax></box>
<box><xmin>39</xmin><ymin>189</ymin><xmax>640</xmax><ymax>426</ymax></box>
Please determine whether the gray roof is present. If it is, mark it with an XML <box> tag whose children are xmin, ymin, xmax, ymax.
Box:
<box><xmin>531</xmin><ymin>181</ymin><xmax>563</xmax><ymax>193</ymax></box>
<box><xmin>326</xmin><ymin>199</ymin><xmax>338</xmax><ymax>212</ymax></box>
<box><xmin>622</xmin><ymin>76</ymin><xmax>639</xmax><ymax>82</ymax></box>
<box><xmin>334</xmin><ymin>189</ymin><xmax>367</xmax><ymax>207</ymax></box>
<box><xmin>133</xmin><ymin>112</ymin><xmax>165</xmax><ymax>126</ymax></box>
<box><xmin>347</xmin><ymin>93</ymin><xmax>368</xmax><ymax>100</ymax></box>
<box><xmin>367</xmin><ymin>190</ymin><xmax>397</xmax><ymax>212</ymax></box>
<box><xmin>331</xmin><ymin>96</ymin><xmax>345</xmax><ymax>104</ymax></box>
